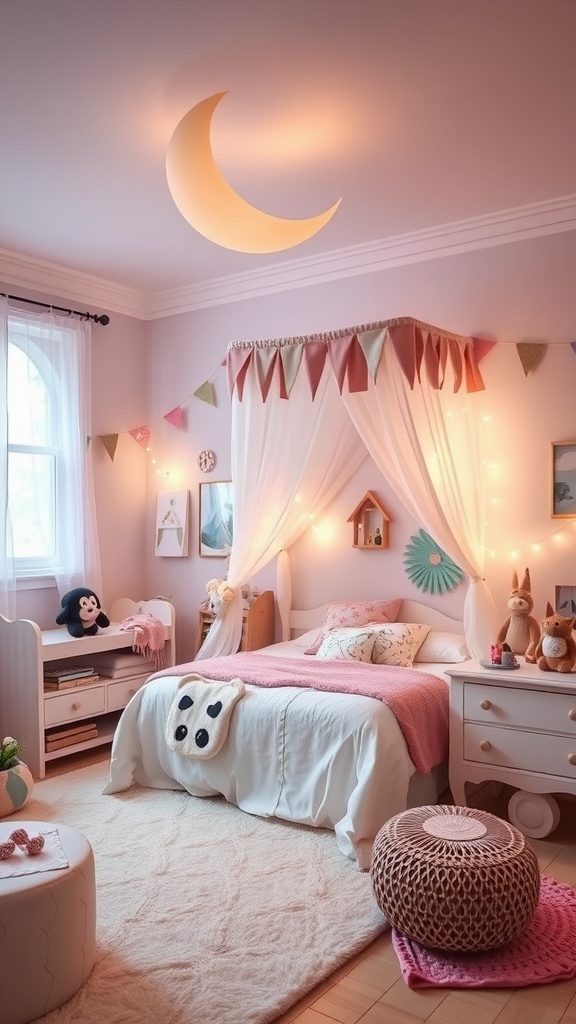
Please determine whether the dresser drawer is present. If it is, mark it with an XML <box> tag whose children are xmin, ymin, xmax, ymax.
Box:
<box><xmin>44</xmin><ymin>685</ymin><xmax>106</xmax><ymax>726</ymax></box>
<box><xmin>464</xmin><ymin>722</ymin><xmax>576</xmax><ymax>778</ymax></box>
<box><xmin>107</xmin><ymin>675</ymin><xmax>148</xmax><ymax>711</ymax></box>
<box><xmin>463</xmin><ymin>682</ymin><xmax>576</xmax><ymax>734</ymax></box>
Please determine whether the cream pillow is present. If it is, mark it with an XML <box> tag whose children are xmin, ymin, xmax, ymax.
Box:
<box><xmin>414</xmin><ymin>630</ymin><xmax>469</xmax><ymax>664</ymax></box>
<box><xmin>315</xmin><ymin>627</ymin><xmax>377</xmax><ymax>662</ymax></box>
<box><xmin>371</xmin><ymin>622</ymin><xmax>432</xmax><ymax>667</ymax></box>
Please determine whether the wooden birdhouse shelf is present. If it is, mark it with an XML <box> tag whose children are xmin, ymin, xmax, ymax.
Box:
<box><xmin>347</xmin><ymin>491</ymin><xmax>391</xmax><ymax>549</ymax></box>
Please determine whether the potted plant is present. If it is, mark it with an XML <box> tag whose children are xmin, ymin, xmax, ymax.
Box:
<box><xmin>0</xmin><ymin>736</ymin><xmax>34</xmax><ymax>817</ymax></box>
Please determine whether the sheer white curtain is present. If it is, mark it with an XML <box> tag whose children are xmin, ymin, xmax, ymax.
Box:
<box><xmin>342</xmin><ymin>342</ymin><xmax>498</xmax><ymax>659</ymax></box>
<box><xmin>196</xmin><ymin>366</ymin><xmax>367</xmax><ymax>658</ymax></box>
<box><xmin>0</xmin><ymin>301</ymin><xmax>102</xmax><ymax>616</ymax></box>
<box><xmin>0</xmin><ymin>297</ymin><xmax>15</xmax><ymax>618</ymax></box>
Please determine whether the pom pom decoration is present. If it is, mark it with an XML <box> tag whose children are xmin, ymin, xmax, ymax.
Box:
<box><xmin>403</xmin><ymin>530</ymin><xmax>463</xmax><ymax>594</ymax></box>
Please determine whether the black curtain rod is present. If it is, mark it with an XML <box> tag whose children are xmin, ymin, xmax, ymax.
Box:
<box><xmin>2</xmin><ymin>292</ymin><xmax>110</xmax><ymax>326</ymax></box>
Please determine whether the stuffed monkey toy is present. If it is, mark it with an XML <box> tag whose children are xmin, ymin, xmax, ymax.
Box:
<box><xmin>497</xmin><ymin>567</ymin><xmax>540</xmax><ymax>661</ymax></box>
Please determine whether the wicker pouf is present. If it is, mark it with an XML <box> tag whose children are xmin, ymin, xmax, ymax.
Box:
<box><xmin>370</xmin><ymin>805</ymin><xmax>540</xmax><ymax>952</ymax></box>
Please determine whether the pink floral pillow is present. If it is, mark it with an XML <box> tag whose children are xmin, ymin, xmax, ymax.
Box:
<box><xmin>304</xmin><ymin>598</ymin><xmax>403</xmax><ymax>655</ymax></box>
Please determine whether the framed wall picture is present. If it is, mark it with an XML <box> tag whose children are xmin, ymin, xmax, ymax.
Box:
<box><xmin>551</xmin><ymin>442</ymin><xmax>576</xmax><ymax>517</ymax></box>
<box><xmin>199</xmin><ymin>480</ymin><xmax>233</xmax><ymax>557</ymax></box>
<box><xmin>155</xmin><ymin>490</ymin><xmax>189</xmax><ymax>557</ymax></box>
<box><xmin>555</xmin><ymin>585</ymin><xmax>576</xmax><ymax>617</ymax></box>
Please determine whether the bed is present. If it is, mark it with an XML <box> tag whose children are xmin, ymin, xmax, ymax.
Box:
<box><xmin>104</xmin><ymin>599</ymin><xmax>469</xmax><ymax>869</ymax></box>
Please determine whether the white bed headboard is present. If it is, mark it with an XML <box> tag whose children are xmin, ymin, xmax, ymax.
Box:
<box><xmin>289</xmin><ymin>599</ymin><xmax>464</xmax><ymax>637</ymax></box>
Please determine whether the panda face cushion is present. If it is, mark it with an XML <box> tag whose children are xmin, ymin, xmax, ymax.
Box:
<box><xmin>166</xmin><ymin>674</ymin><xmax>246</xmax><ymax>759</ymax></box>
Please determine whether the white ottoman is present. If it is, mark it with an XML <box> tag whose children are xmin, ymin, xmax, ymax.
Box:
<box><xmin>0</xmin><ymin>820</ymin><xmax>96</xmax><ymax>1024</ymax></box>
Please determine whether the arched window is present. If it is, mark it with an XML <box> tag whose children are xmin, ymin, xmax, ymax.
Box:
<box><xmin>0</xmin><ymin>298</ymin><xmax>102</xmax><ymax>616</ymax></box>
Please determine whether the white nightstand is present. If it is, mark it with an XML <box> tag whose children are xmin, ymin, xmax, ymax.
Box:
<box><xmin>446</xmin><ymin>659</ymin><xmax>576</xmax><ymax>838</ymax></box>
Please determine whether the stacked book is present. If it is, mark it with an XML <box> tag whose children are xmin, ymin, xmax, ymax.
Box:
<box><xmin>83</xmin><ymin>649</ymin><xmax>155</xmax><ymax>679</ymax></box>
<box><xmin>44</xmin><ymin>665</ymin><xmax>100</xmax><ymax>691</ymax></box>
<box><xmin>45</xmin><ymin>721</ymin><xmax>98</xmax><ymax>752</ymax></box>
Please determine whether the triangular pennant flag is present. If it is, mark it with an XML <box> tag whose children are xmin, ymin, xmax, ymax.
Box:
<box><xmin>388</xmin><ymin>322</ymin><xmax>423</xmax><ymax>389</ymax></box>
<box><xmin>356</xmin><ymin>328</ymin><xmax>386</xmax><ymax>383</ymax></box>
<box><xmin>164</xmin><ymin>406</ymin><xmax>185</xmax><ymax>429</ymax></box>
<box><xmin>254</xmin><ymin>347</ymin><xmax>278</xmax><ymax>401</ymax></box>
<box><xmin>570</xmin><ymin>341</ymin><xmax>576</xmax><ymax>357</ymax></box>
<box><xmin>516</xmin><ymin>342</ymin><xmax>547</xmax><ymax>376</ymax></box>
<box><xmin>129</xmin><ymin>425</ymin><xmax>151</xmax><ymax>449</ymax></box>
<box><xmin>100</xmin><ymin>434</ymin><xmax>119</xmax><ymax>461</ymax></box>
<box><xmin>448</xmin><ymin>338</ymin><xmax>463</xmax><ymax>393</ymax></box>
<box><xmin>473</xmin><ymin>337</ymin><xmax>497</xmax><ymax>362</ymax></box>
<box><xmin>302</xmin><ymin>342</ymin><xmax>328</xmax><ymax>399</ymax></box>
<box><xmin>193</xmin><ymin>381</ymin><xmax>216</xmax><ymax>406</ymax></box>
<box><xmin>226</xmin><ymin>347</ymin><xmax>253</xmax><ymax>400</ymax></box>
<box><xmin>279</xmin><ymin>344</ymin><xmax>304</xmax><ymax>397</ymax></box>
<box><xmin>327</xmin><ymin>335</ymin><xmax>356</xmax><ymax>393</ymax></box>
<box><xmin>423</xmin><ymin>332</ymin><xmax>441</xmax><ymax>390</ymax></box>
<box><xmin>463</xmin><ymin>342</ymin><xmax>486</xmax><ymax>393</ymax></box>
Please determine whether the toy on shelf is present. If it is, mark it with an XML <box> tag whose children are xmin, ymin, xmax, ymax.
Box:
<box><xmin>496</xmin><ymin>568</ymin><xmax>540</xmax><ymax>660</ymax></box>
<box><xmin>55</xmin><ymin>588</ymin><xmax>110</xmax><ymax>638</ymax></box>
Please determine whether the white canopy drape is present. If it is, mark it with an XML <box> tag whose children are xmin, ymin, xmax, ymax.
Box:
<box><xmin>197</xmin><ymin>316</ymin><xmax>498</xmax><ymax>659</ymax></box>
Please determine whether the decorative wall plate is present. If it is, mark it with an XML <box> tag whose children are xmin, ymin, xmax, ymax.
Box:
<box><xmin>198</xmin><ymin>449</ymin><xmax>216</xmax><ymax>473</ymax></box>
<box><xmin>403</xmin><ymin>529</ymin><xmax>463</xmax><ymax>594</ymax></box>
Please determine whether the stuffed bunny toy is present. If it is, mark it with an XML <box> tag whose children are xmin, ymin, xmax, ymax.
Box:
<box><xmin>497</xmin><ymin>568</ymin><xmax>540</xmax><ymax>661</ymax></box>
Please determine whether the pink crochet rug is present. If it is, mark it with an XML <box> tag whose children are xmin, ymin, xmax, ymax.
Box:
<box><xmin>393</xmin><ymin>876</ymin><xmax>576</xmax><ymax>989</ymax></box>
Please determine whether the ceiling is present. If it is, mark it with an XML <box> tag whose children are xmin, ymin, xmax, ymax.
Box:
<box><xmin>1</xmin><ymin>0</ymin><xmax>576</xmax><ymax>318</ymax></box>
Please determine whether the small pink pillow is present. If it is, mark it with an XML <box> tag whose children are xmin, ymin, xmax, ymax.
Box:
<box><xmin>305</xmin><ymin>598</ymin><xmax>403</xmax><ymax>655</ymax></box>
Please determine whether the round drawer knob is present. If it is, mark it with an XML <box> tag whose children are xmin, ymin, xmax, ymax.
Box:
<box><xmin>480</xmin><ymin>740</ymin><xmax>492</xmax><ymax>752</ymax></box>
<box><xmin>568</xmin><ymin>753</ymin><xmax>576</xmax><ymax>766</ymax></box>
<box><xmin>569</xmin><ymin>710</ymin><xmax>576</xmax><ymax>721</ymax></box>
<box><xmin>480</xmin><ymin>699</ymin><xmax>492</xmax><ymax>711</ymax></box>
<box><xmin>72</xmin><ymin>701</ymin><xmax>81</xmax><ymax>711</ymax></box>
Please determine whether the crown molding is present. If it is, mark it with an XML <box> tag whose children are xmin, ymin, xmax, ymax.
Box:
<box><xmin>148</xmin><ymin>193</ymin><xmax>576</xmax><ymax>318</ymax></box>
<box><xmin>2</xmin><ymin>194</ymin><xmax>576</xmax><ymax>321</ymax></box>
<box><xmin>0</xmin><ymin>247</ymin><xmax>147</xmax><ymax>319</ymax></box>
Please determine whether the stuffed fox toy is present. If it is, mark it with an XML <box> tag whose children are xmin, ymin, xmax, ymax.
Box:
<box><xmin>497</xmin><ymin>567</ymin><xmax>540</xmax><ymax>660</ymax></box>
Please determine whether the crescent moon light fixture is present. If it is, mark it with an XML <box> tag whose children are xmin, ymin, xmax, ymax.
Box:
<box><xmin>165</xmin><ymin>91</ymin><xmax>341</xmax><ymax>253</ymax></box>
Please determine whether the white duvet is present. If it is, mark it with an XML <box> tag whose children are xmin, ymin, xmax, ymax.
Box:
<box><xmin>104</xmin><ymin>636</ymin><xmax>448</xmax><ymax>869</ymax></box>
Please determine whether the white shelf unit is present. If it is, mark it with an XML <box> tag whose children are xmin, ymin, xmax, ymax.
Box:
<box><xmin>0</xmin><ymin>598</ymin><xmax>175</xmax><ymax>779</ymax></box>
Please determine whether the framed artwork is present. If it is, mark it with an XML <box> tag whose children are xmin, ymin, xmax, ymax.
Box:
<box><xmin>551</xmin><ymin>442</ymin><xmax>576</xmax><ymax>517</ymax></box>
<box><xmin>155</xmin><ymin>490</ymin><xmax>189</xmax><ymax>557</ymax></box>
<box><xmin>199</xmin><ymin>480</ymin><xmax>233</xmax><ymax>557</ymax></box>
<box><xmin>555</xmin><ymin>585</ymin><xmax>576</xmax><ymax>617</ymax></box>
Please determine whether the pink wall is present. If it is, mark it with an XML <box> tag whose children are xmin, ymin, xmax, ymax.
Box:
<box><xmin>5</xmin><ymin>226</ymin><xmax>576</xmax><ymax>657</ymax></box>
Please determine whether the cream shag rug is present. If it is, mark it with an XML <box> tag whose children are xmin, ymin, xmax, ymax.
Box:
<box><xmin>13</xmin><ymin>762</ymin><xmax>386</xmax><ymax>1024</ymax></box>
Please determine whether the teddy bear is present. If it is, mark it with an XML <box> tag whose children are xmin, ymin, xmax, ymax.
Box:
<box><xmin>206</xmin><ymin>578</ymin><xmax>235</xmax><ymax>616</ymax></box>
<box><xmin>532</xmin><ymin>602</ymin><xmax>576</xmax><ymax>673</ymax></box>
<box><xmin>55</xmin><ymin>587</ymin><xmax>110</xmax><ymax>638</ymax></box>
<box><xmin>496</xmin><ymin>567</ymin><xmax>540</xmax><ymax>660</ymax></box>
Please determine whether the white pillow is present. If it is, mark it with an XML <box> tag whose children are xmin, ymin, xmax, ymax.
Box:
<box><xmin>371</xmin><ymin>622</ymin><xmax>432</xmax><ymax>667</ymax></box>
<box><xmin>414</xmin><ymin>630</ymin><xmax>469</xmax><ymax>664</ymax></box>
<box><xmin>315</xmin><ymin>627</ymin><xmax>377</xmax><ymax>662</ymax></box>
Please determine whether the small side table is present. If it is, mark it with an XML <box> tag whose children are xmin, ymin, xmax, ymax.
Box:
<box><xmin>0</xmin><ymin>820</ymin><xmax>96</xmax><ymax>1024</ymax></box>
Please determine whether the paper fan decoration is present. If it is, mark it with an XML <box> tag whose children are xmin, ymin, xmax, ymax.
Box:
<box><xmin>403</xmin><ymin>530</ymin><xmax>463</xmax><ymax>594</ymax></box>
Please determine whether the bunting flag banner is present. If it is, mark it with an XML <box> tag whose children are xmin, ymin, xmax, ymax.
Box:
<box><xmin>193</xmin><ymin>381</ymin><xmax>216</xmax><ymax>406</ymax></box>
<box><xmin>226</xmin><ymin>317</ymin><xmax>488</xmax><ymax>402</ymax></box>
<box><xmin>516</xmin><ymin>342</ymin><xmax>548</xmax><ymax>376</ymax></box>
<box><xmin>100</xmin><ymin>434</ymin><xmax>119</xmax><ymax>461</ymax></box>
<box><xmin>163</xmin><ymin>406</ymin><xmax>185</xmax><ymax>429</ymax></box>
<box><xmin>129</xmin><ymin>425</ymin><xmax>151</xmax><ymax>449</ymax></box>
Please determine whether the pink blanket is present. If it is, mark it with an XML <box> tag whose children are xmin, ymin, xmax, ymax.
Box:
<box><xmin>149</xmin><ymin>653</ymin><xmax>448</xmax><ymax>775</ymax></box>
